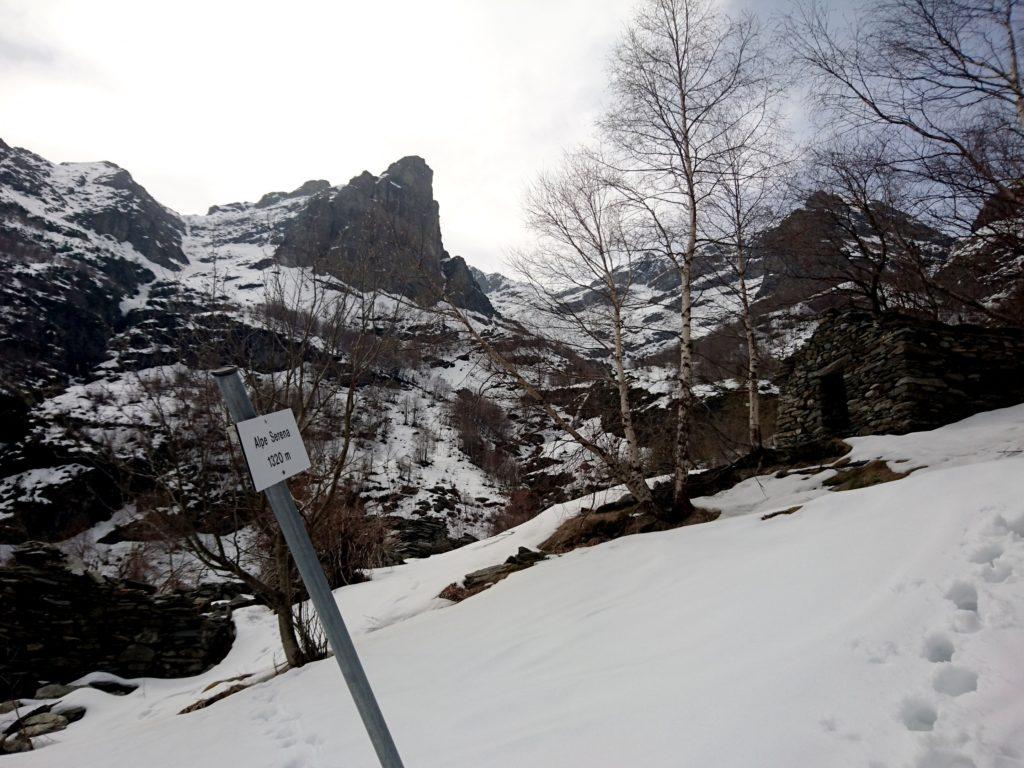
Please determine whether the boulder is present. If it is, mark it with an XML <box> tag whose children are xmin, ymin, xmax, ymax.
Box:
<box><xmin>33</xmin><ymin>683</ymin><xmax>79</xmax><ymax>699</ymax></box>
<box><xmin>54</xmin><ymin>705</ymin><xmax>86</xmax><ymax>724</ymax></box>
<box><xmin>462</xmin><ymin>547</ymin><xmax>547</xmax><ymax>590</ymax></box>
<box><xmin>0</xmin><ymin>733</ymin><xmax>32</xmax><ymax>753</ymax></box>
<box><xmin>19</xmin><ymin>712</ymin><xmax>67</xmax><ymax>737</ymax></box>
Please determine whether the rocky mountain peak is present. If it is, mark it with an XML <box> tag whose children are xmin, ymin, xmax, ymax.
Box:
<box><xmin>382</xmin><ymin>155</ymin><xmax>433</xmax><ymax>194</ymax></box>
<box><xmin>275</xmin><ymin>157</ymin><xmax>492</xmax><ymax>314</ymax></box>
<box><xmin>254</xmin><ymin>178</ymin><xmax>331</xmax><ymax>209</ymax></box>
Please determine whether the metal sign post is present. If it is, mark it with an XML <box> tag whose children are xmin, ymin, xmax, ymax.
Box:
<box><xmin>212</xmin><ymin>366</ymin><xmax>405</xmax><ymax>768</ymax></box>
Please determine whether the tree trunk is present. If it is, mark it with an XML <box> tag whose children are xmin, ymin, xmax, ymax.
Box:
<box><xmin>611</xmin><ymin>304</ymin><xmax>643</xmax><ymax>476</ymax></box>
<box><xmin>276</xmin><ymin>606</ymin><xmax>305</xmax><ymax>668</ymax></box>
<box><xmin>672</xmin><ymin>260</ymin><xmax>695</xmax><ymax>517</ymax></box>
<box><xmin>737</xmin><ymin>246</ymin><xmax>762</xmax><ymax>452</ymax></box>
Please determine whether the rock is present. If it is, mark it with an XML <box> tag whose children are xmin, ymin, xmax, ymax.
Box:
<box><xmin>505</xmin><ymin>547</ymin><xmax>547</xmax><ymax>566</ymax></box>
<box><xmin>462</xmin><ymin>548</ymin><xmax>548</xmax><ymax>591</ymax></box>
<box><xmin>383</xmin><ymin>516</ymin><xmax>475</xmax><ymax>561</ymax></box>
<box><xmin>87</xmin><ymin>680</ymin><xmax>137</xmax><ymax>696</ymax></box>
<box><xmin>462</xmin><ymin>564</ymin><xmax>517</xmax><ymax>591</ymax></box>
<box><xmin>119</xmin><ymin>644</ymin><xmax>157</xmax><ymax>666</ymax></box>
<box><xmin>0</xmin><ymin>700</ymin><xmax>21</xmax><ymax>715</ymax></box>
<box><xmin>3</xmin><ymin>704</ymin><xmax>51</xmax><ymax>735</ymax></box>
<box><xmin>33</xmin><ymin>683</ymin><xmax>79</xmax><ymax>699</ymax></box>
<box><xmin>0</xmin><ymin>550</ymin><xmax>233</xmax><ymax>699</ymax></box>
<box><xmin>275</xmin><ymin>157</ymin><xmax>493</xmax><ymax>314</ymax></box>
<box><xmin>254</xmin><ymin>179</ymin><xmax>330</xmax><ymax>209</ymax></box>
<box><xmin>54</xmin><ymin>705</ymin><xmax>86</xmax><ymax>724</ymax></box>
<box><xmin>1</xmin><ymin>733</ymin><xmax>32</xmax><ymax>753</ymax></box>
<box><xmin>19</xmin><ymin>712</ymin><xmax>67</xmax><ymax>737</ymax></box>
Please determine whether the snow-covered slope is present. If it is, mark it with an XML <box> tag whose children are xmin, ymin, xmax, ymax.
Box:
<box><xmin>0</xmin><ymin>141</ymin><xmax>573</xmax><ymax>554</ymax></box>
<box><xmin>8</xmin><ymin>404</ymin><xmax>1023</xmax><ymax>767</ymax></box>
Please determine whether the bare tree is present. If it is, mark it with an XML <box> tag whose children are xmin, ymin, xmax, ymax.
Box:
<box><xmin>704</xmin><ymin>96</ymin><xmax>793</xmax><ymax>452</ymax></box>
<box><xmin>603</xmin><ymin>0</ymin><xmax>773</xmax><ymax>511</ymax></box>
<box><xmin>511</xmin><ymin>150</ymin><xmax>656</xmax><ymax>509</ymax></box>
<box><xmin>786</xmin><ymin>136</ymin><xmax>952</xmax><ymax>317</ymax></box>
<box><xmin>790</xmin><ymin>0</ymin><xmax>1024</xmax><ymax>237</ymax></box>
<box><xmin>127</xmin><ymin>266</ymin><xmax>400</xmax><ymax>668</ymax></box>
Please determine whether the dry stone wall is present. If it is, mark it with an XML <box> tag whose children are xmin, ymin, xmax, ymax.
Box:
<box><xmin>775</xmin><ymin>310</ymin><xmax>1024</xmax><ymax>450</ymax></box>
<box><xmin>0</xmin><ymin>545</ymin><xmax>236</xmax><ymax>699</ymax></box>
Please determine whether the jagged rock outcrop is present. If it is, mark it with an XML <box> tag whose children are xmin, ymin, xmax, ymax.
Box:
<box><xmin>275</xmin><ymin>156</ymin><xmax>492</xmax><ymax>314</ymax></box>
<box><xmin>68</xmin><ymin>165</ymin><xmax>186</xmax><ymax>270</ymax></box>
<box><xmin>255</xmin><ymin>178</ymin><xmax>330</xmax><ymax>209</ymax></box>
<box><xmin>0</xmin><ymin>545</ymin><xmax>236</xmax><ymax>699</ymax></box>
<box><xmin>0</xmin><ymin>140</ymin><xmax>185</xmax><ymax>270</ymax></box>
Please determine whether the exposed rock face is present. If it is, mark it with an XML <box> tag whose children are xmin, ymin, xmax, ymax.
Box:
<box><xmin>0</xmin><ymin>141</ymin><xmax>185</xmax><ymax>270</ymax></box>
<box><xmin>0</xmin><ymin>141</ymin><xmax>171</xmax><ymax>447</ymax></box>
<box><xmin>383</xmin><ymin>515</ymin><xmax>477</xmax><ymax>561</ymax></box>
<box><xmin>0</xmin><ymin>464</ymin><xmax>125</xmax><ymax>545</ymax></box>
<box><xmin>275</xmin><ymin>156</ymin><xmax>492</xmax><ymax>314</ymax></box>
<box><xmin>937</xmin><ymin>189</ymin><xmax>1024</xmax><ymax>325</ymax></box>
<box><xmin>255</xmin><ymin>179</ymin><xmax>331</xmax><ymax>209</ymax></box>
<box><xmin>753</xmin><ymin>192</ymin><xmax>952</xmax><ymax>307</ymax></box>
<box><xmin>775</xmin><ymin>310</ymin><xmax>1024</xmax><ymax>450</ymax></box>
<box><xmin>69</xmin><ymin>166</ymin><xmax>186</xmax><ymax>270</ymax></box>
<box><xmin>0</xmin><ymin>545</ymin><xmax>235</xmax><ymax>699</ymax></box>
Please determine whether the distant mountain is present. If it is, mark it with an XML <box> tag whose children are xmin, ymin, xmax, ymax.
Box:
<box><xmin>937</xmin><ymin>193</ymin><xmax>1024</xmax><ymax>324</ymax></box>
<box><xmin>1</xmin><ymin>136</ymin><xmax>1016</xmax><ymax>577</ymax></box>
<box><xmin>0</xmin><ymin>140</ymin><xmax>492</xmax><ymax>420</ymax></box>
<box><xmin>470</xmin><ymin>193</ymin><xmax>958</xmax><ymax>366</ymax></box>
<box><xmin>0</xmin><ymin>140</ymin><xmax>510</xmax><ymax>553</ymax></box>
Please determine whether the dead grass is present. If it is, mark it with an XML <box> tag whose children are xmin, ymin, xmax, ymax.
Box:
<box><xmin>438</xmin><ymin>582</ymin><xmax>490</xmax><ymax>603</ymax></box>
<box><xmin>760</xmin><ymin>506</ymin><xmax>803</xmax><ymax>521</ymax></box>
<box><xmin>823</xmin><ymin>459</ymin><xmax>911</xmax><ymax>492</ymax></box>
<box><xmin>539</xmin><ymin>504</ymin><xmax>719</xmax><ymax>555</ymax></box>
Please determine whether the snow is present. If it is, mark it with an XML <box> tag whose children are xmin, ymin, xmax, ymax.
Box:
<box><xmin>5</xmin><ymin>404</ymin><xmax>1024</xmax><ymax>767</ymax></box>
<box><xmin>0</xmin><ymin>464</ymin><xmax>90</xmax><ymax>514</ymax></box>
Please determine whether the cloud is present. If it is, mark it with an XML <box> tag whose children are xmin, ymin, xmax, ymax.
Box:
<box><xmin>0</xmin><ymin>35</ymin><xmax>59</xmax><ymax>68</ymax></box>
<box><xmin>0</xmin><ymin>0</ymin><xmax>823</xmax><ymax>273</ymax></box>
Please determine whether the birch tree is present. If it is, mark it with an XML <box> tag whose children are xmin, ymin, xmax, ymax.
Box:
<box><xmin>604</xmin><ymin>0</ymin><xmax>772</xmax><ymax>512</ymax></box>
<box><xmin>705</xmin><ymin>98</ymin><xmax>793</xmax><ymax>453</ymax></box>
<box><xmin>511</xmin><ymin>151</ymin><xmax>655</xmax><ymax>508</ymax></box>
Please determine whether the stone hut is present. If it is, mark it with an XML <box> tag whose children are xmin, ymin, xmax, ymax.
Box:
<box><xmin>0</xmin><ymin>544</ymin><xmax>238</xmax><ymax>699</ymax></box>
<box><xmin>774</xmin><ymin>310</ymin><xmax>1024</xmax><ymax>451</ymax></box>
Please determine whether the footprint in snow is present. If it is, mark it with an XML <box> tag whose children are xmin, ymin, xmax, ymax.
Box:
<box><xmin>915</xmin><ymin>749</ymin><xmax>977</xmax><ymax>768</ymax></box>
<box><xmin>932</xmin><ymin>666</ymin><xmax>978</xmax><ymax>697</ymax></box>
<box><xmin>982</xmin><ymin>562</ymin><xmax>1012</xmax><ymax>583</ymax></box>
<box><xmin>946</xmin><ymin>581</ymin><xmax>979</xmax><ymax>613</ymax></box>
<box><xmin>922</xmin><ymin>633</ymin><xmax>955</xmax><ymax>663</ymax></box>
<box><xmin>968</xmin><ymin>542</ymin><xmax>1004</xmax><ymax>566</ymax></box>
<box><xmin>945</xmin><ymin>581</ymin><xmax>983</xmax><ymax>633</ymax></box>
<box><xmin>899</xmin><ymin>698</ymin><xmax>938</xmax><ymax>732</ymax></box>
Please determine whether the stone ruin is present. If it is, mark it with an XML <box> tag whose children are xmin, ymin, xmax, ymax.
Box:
<box><xmin>774</xmin><ymin>310</ymin><xmax>1024</xmax><ymax>451</ymax></box>
<box><xmin>0</xmin><ymin>545</ymin><xmax>238</xmax><ymax>700</ymax></box>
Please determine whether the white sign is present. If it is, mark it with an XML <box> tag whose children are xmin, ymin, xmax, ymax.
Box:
<box><xmin>235</xmin><ymin>408</ymin><xmax>311</xmax><ymax>492</ymax></box>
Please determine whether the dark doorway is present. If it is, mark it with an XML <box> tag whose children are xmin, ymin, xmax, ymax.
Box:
<box><xmin>819</xmin><ymin>371</ymin><xmax>850</xmax><ymax>434</ymax></box>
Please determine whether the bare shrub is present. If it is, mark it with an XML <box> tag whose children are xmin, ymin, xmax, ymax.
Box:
<box><xmin>489</xmin><ymin>488</ymin><xmax>542</xmax><ymax>535</ymax></box>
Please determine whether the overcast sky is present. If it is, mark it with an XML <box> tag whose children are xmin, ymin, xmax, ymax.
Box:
<box><xmin>1</xmin><ymin>0</ymin><xmax>814</xmax><ymax>272</ymax></box>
